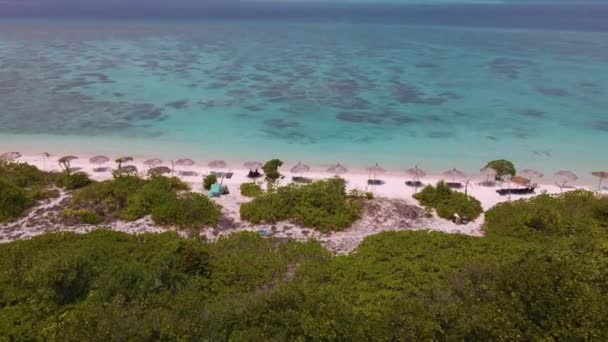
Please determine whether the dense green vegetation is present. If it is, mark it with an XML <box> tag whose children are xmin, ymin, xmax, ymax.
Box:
<box><xmin>2</xmin><ymin>161</ymin><xmax>608</xmax><ymax>339</ymax></box>
<box><xmin>0</xmin><ymin>161</ymin><xmax>96</xmax><ymax>222</ymax></box>
<box><xmin>0</xmin><ymin>161</ymin><xmax>56</xmax><ymax>222</ymax></box>
<box><xmin>240</xmin><ymin>178</ymin><xmax>363</xmax><ymax>232</ymax></box>
<box><xmin>414</xmin><ymin>181</ymin><xmax>483</xmax><ymax>220</ymax></box>
<box><xmin>2</xmin><ymin>188</ymin><xmax>607</xmax><ymax>340</ymax></box>
<box><xmin>68</xmin><ymin>174</ymin><xmax>221</xmax><ymax>228</ymax></box>
<box><xmin>486</xmin><ymin>189</ymin><xmax>608</xmax><ymax>239</ymax></box>
<box><xmin>53</xmin><ymin>171</ymin><xmax>92</xmax><ymax>190</ymax></box>
<box><xmin>0</xmin><ymin>180</ymin><xmax>32</xmax><ymax>222</ymax></box>
<box><xmin>485</xmin><ymin>159</ymin><xmax>516</xmax><ymax>180</ymax></box>
<box><xmin>240</xmin><ymin>182</ymin><xmax>263</xmax><ymax>197</ymax></box>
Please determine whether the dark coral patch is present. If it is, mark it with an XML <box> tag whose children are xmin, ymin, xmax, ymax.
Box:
<box><xmin>438</xmin><ymin>92</ymin><xmax>463</xmax><ymax>100</ymax></box>
<box><xmin>336</xmin><ymin>112</ymin><xmax>382</xmax><ymax>124</ymax></box>
<box><xmin>79</xmin><ymin>73</ymin><xmax>112</xmax><ymax>82</ymax></box>
<box><xmin>518</xmin><ymin>108</ymin><xmax>546</xmax><ymax>118</ymax></box>
<box><xmin>537</xmin><ymin>87</ymin><xmax>569</xmax><ymax>97</ymax></box>
<box><xmin>415</xmin><ymin>62</ymin><xmax>438</xmax><ymax>69</ymax></box>
<box><xmin>245</xmin><ymin>105</ymin><xmax>263</xmax><ymax>112</ymax></box>
<box><xmin>392</xmin><ymin>81</ymin><xmax>447</xmax><ymax>105</ymax></box>
<box><xmin>489</xmin><ymin>58</ymin><xmax>534</xmax><ymax>79</ymax></box>
<box><xmin>165</xmin><ymin>99</ymin><xmax>189</xmax><ymax>109</ymax></box>
<box><xmin>391</xmin><ymin>115</ymin><xmax>416</xmax><ymax>125</ymax></box>
<box><xmin>264</xmin><ymin>119</ymin><xmax>300</xmax><ymax>129</ymax></box>
<box><xmin>427</xmin><ymin>131</ymin><xmax>453</xmax><ymax>139</ymax></box>
<box><xmin>594</xmin><ymin>120</ymin><xmax>608</xmax><ymax>132</ymax></box>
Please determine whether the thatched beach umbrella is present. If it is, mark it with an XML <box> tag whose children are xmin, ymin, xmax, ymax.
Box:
<box><xmin>148</xmin><ymin>166</ymin><xmax>171</xmax><ymax>176</ymax></box>
<box><xmin>244</xmin><ymin>161</ymin><xmax>263</xmax><ymax>170</ymax></box>
<box><xmin>208</xmin><ymin>160</ymin><xmax>227</xmax><ymax>169</ymax></box>
<box><xmin>592</xmin><ymin>171</ymin><xmax>608</xmax><ymax>190</ymax></box>
<box><xmin>443</xmin><ymin>168</ymin><xmax>466</xmax><ymax>183</ymax></box>
<box><xmin>144</xmin><ymin>158</ymin><xmax>163</xmax><ymax>167</ymax></box>
<box><xmin>0</xmin><ymin>152</ymin><xmax>21</xmax><ymax>161</ymax></box>
<box><xmin>121</xmin><ymin>165</ymin><xmax>138</xmax><ymax>174</ymax></box>
<box><xmin>42</xmin><ymin>152</ymin><xmax>51</xmax><ymax>171</ymax></box>
<box><xmin>406</xmin><ymin>166</ymin><xmax>426</xmax><ymax>181</ymax></box>
<box><xmin>511</xmin><ymin>175</ymin><xmax>530</xmax><ymax>187</ymax></box>
<box><xmin>290</xmin><ymin>162</ymin><xmax>310</xmax><ymax>174</ymax></box>
<box><xmin>115</xmin><ymin>156</ymin><xmax>133</xmax><ymax>170</ymax></box>
<box><xmin>89</xmin><ymin>155</ymin><xmax>110</xmax><ymax>165</ymax></box>
<box><xmin>58</xmin><ymin>155</ymin><xmax>78</xmax><ymax>172</ymax></box>
<box><xmin>175</xmin><ymin>158</ymin><xmax>195</xmax><ymax>167</ymax></box>
<box><xmin>366</xmin><ymin>163</ymin><xmax>386</xmax><ymax>182</ymax></box>
<box><xmin>521</xmin><ymin>169</ymin><xmax>543</xmax><ymax>185</ymax></box>
<box><xmin>405</xmin><ymin>166</ymin><xmax>426</xmax><ymax>192</ymax></box>
<box><xmin>290</xmin><ymin>162</ymin><xmax>310</xmax><ymax>179</ymax></box>
<box><xmin>480</xmin><ymin>167</ymin><xmax>497</xmax><ymax>185</ymax></box>
<box><xmin>327</xmin><ymin>163</ymin><xmax>348</xmax><ymax>176</ymax></box>
<box><xmin>554</xmin><ymin>171</ymin><xmax>578</xmax><ymax>192</ymax></box>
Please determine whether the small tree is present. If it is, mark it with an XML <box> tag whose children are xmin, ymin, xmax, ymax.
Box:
<box><xmin>262</xmin><ymin>159</ymin><xmax>283</xmax><ymax>183</ymax></box>
<box><xmin>484</xmin><ymin>159</ymin><xmax>516</xmax><ymax>181</ymax></box>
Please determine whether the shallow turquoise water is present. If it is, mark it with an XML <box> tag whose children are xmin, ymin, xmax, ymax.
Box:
<box><xmin>1</xmin><ymin>19</ymin><xmax>607</xmax><ymax>176</ymax></box>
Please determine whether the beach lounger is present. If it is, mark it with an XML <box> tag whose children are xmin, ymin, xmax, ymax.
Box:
<box><xmin>367</xmin><ymin>179</ymin><xmax>384</xmax><ymax>185</ymax></box>
<box><xmin>178</xmin><ymin>171</ymin><xmax>199</xmax><ymax>177</ymax></box>
<box><xmin>292</xmin><ymin>176</ymin><xmax>313</xmax><ymax>183</ymax></box>
<box><xmin>208</xmin><ymin>183</ymin><xmax>221</xmax><ymax>197</ymax></box>
<box><xmin>210</xmin><ymin>171</ymin><xmax>234</xmax><ymax>179</ymax></box>
<box><xmin>405</xmin><ymin>180</ymin><xmax>423</xmax><ymax>187</ymax></box>
<box><xmin>446</xmin><ymin>182</ymin><xmax>463</xmax><ymax>189</ymax></box>
<box><xmin>247</xmin><ymin>170</ymin><xmax>262</xmax><ymax>178</ymax></box>
<box><xmin>93</xmin><ymin>167</ymin><xmax>111</xmax><ymax>173</ymax></box>
<box><xmin>496</xmin><ymin>187</ymin><xmax>536</xmax><ymax>196</ymax></box>
<box><xmin>220</xmin><ymin>185</ymin><xmax>230</xmax><ymax>195</ymax></box>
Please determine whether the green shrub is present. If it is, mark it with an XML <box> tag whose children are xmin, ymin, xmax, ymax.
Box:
<box><xmin>71</xmin><ymin>175</ymin><xmax>145</xmax><ymax>216</ymax></box>
<box><xmin>486</xmin><ymin>190</ymin><xmax>608</xmax><ymax>239</ymax></box>
<box><xmin>0</xmin><ymin>180</ymin><xmax>32</xmax><ymax>222</ymax></box>
<box><xmin>484</xmin><ymin>159</ymin><xmax>516</xmax><ymax>180</ymax></box>
<box><xmin>0</xmin><ymin>160</ymin><xmax>49</xmax><ymax>188</ymax></box>
<box><xmin>240</xmin><ymin>182</ymin><xmax>263</xmax><ymax>197</ymax></box>
<box><xmin>119</xmin><ymin>176</ymin><xmax>188</xmax><ymax>220</ymax></box>
<box><xmin>0</xmin><ymin>161</ymin><xmax>62</xmax><ymax>221</ymax></box>
<box><xmin>203</xmin><ymin>174</ymin><xmax>217</xmax><ymax>190</ymax></box>
<box><xmin>54</xmin><ymin>172</ymin><xmax>92</xmax><ymax>190</ymax></box>
<box><xmin>414</xmin><ymin>181</ymin><xmax>483</xmax><ymax>221</ymax></box>
<box><xmin>240</xmin><ymin>178</ymin><xmax>362</xmax><ymax>232</ymax></box>
<box><xmin>152</xmin><ymin>193</ymin><xmax>221</xmax><ymax>228</ymax></box>
<box><xmin>262</xmin><ymin>159</ymin><xmax>283</xmax><ymax>182</ymax></box>
<box><xmin>61</xmin><ymin>208</ymin><xmax>102</xmax><ymax>225</ymax></box>
<box><xmin>1</xmin><ymin>228</ymin><xmax>606</xmax><ymax>341</ymax></box>
<box><xmin>69</xmin><ymin>175</ymin><xmax>192</xmax><ymax>224</ymax></box>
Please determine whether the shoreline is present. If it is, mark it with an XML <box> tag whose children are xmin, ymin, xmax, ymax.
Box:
<box><xmin>2</xmin><ymin>151</ymin><xmax>604</xmax><ymax>253</ymax></box>
<box><xmin>5</xmin><ymin>149</ymin><xmax>604</xmax><ymax>190</ymax></box>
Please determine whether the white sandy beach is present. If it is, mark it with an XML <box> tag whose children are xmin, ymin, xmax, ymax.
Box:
<box><xmin>1</xmin><ymin>152</ymin><xmax>602</xmax><ymax>253</ymax></box>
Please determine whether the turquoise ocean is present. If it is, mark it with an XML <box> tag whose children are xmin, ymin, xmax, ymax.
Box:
<box><xmin>1</xmin><ymin>7</ymin><xmax>607</xmax><ymax>178</ymax></box>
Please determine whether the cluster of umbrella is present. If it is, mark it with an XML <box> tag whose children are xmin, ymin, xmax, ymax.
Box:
<box><xmin>3</xmin><ymin>151</ymin><xmax>608</xmax><ymax>192</ymax></box>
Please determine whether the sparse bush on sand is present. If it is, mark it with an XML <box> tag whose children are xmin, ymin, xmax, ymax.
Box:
<box><xmin>240</xmin><ymin>177</ymin><xmax>363</xmax><ymax>232</ymax></box>
<box><xmin>414</xmin><ymin>181</ymin><xmax>483</xmax><ymax>221</ymax></box>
